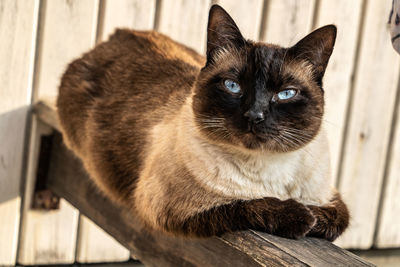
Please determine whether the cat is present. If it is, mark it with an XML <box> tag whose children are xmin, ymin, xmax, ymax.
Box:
<box><xmin>57</xmin><ymin>5</ymin><xmax>349</xmax><ymax>241</ymax></box>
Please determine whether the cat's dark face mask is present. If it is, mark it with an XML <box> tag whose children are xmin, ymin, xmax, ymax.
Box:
<box><xmin>192</xmin><ymin>5</ymin><xmax>336</xmax><ymax>152</ymax></box>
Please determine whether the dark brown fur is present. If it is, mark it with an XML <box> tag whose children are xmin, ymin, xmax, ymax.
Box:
<box><xmin>307</xmin><ymin>193</ymin><xmax>350</xmax><ymax>241</ymax></box>
<box><xmin>165</xmin><ymin>196</ymin><xmax>316</xmax><ymax>238</ymax></box>
<box><xmin>57</xmin><ymin>5</ymin><xmax>349</xmax><ymax>240</ymax></box>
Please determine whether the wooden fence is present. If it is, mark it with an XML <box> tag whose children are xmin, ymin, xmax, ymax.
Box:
<box><xmin>0</xmin><ymin>0</ymin><xmax>399</xmax><ymax>265</ymax></box>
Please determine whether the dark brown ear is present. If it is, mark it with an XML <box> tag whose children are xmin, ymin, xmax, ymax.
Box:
<box><xmin>206</xmin><ymin>5</ymin><xmax>245</xmax><ymax>63</ymax></box>
<box><xmin>289</xmin><ymin>25</ymin><xmax>337</xmax><ymax>85</ymax></box>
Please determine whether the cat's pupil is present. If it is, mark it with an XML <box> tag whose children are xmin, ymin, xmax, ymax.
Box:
<box><xmin>224</xmin><ymin>79</ymin><xmax>241</xmax><ymax>93</ymax></box>
<box><xmin>277</xmin><ymin>89</ymin><xmax>296</xmax><ymax>100</ymax></box>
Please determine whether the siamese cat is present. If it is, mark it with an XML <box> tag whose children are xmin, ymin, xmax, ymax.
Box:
<box><xmin>57</xmin><ymin>5</ymin><xmax>349</xmax><ymax>241</ymax></box>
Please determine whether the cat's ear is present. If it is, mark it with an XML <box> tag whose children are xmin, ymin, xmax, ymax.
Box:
<box><xmin>289</xmin><ymin>25</ymin><xmax>337</xmax><ymax>85</ymax></box>
<box><xmin>206</xmin><ymin>5</ymin><xmax>245</xmax><ymax>63</ymax></box>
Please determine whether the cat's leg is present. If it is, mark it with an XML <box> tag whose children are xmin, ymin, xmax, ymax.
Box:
<box><xmin>306</xmin><ymin>193</ymin><xmax>349</xmax><ymax>241</ymax></box>
<box><xmin>163</xmin><ymin>197</ymin><xmax>316</xmax><ymax>239</ymax></box>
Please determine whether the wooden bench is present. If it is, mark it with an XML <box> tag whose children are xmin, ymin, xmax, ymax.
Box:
<box><xmin>33</xmin><ymin>100</ymin><xmax>375</xmax><ymax>267</ymax></box>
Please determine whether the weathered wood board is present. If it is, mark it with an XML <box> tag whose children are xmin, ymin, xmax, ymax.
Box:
<box><xmin>314</xmin><ymin>0</ymin><xmax>363</xmax><ymax>184</ymax></box>
<box><xmin>76</xmin><ymin>215</ymin><xmax>130</xmax><ymax>263</ymax></box>
<box><xmin>261</xmin><ymin>0</ymin><xmax>315</xmax><ymax>46</ymax></box>
<box><xmin>216</xmin><ymin>0</ymin><xmax>264</xmax><ymax>40</ymax></box>
<box><xmin>17</xmin><ymin>114</ymin><xmax>80</xmax><ymax>265</ymax></box>
<box><xmin>376</xmin><ymin>95</ymin><xmax>400</xmax><ymax>247</ymax></box>
<box><xmin>0</xmin><ymin>0</ymin><xmax>39</xmax><ymax>265</ymax></box>
<box><xmin>157</xmin><ymin>0</ymin><xmax>211</xmax><ymax>54</ymax></box>
<box><xmin>33</xmin><ymin>101</ymin><xmax>373</xmax><ymax>266</ymax></box>
<box><xmin>99</xmin><ymin>0</ymin><xmax>156</xmax><ymax>41</ymax></box>
<box><xmin>336</xmin><ymin>0</ymin><xmax>400</xmax><ymax>249</ymax></box>
<box><xmin>18</xmin><ymin>0</ymin><xmax>99</xmax><ymax>264</ymax></box>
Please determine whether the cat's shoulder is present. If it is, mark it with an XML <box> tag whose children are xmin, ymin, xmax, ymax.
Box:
<box><xmin>109</xmin><ymin>29</ymin><xmax>206</xmax><ymax>67</ymax></box>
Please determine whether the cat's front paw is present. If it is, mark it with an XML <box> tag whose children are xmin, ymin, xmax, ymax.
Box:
<box><xmin>306</xmin><ymin>204</ymin><xmax>349</xmax><ymax>241</ymax></box>
<box><xmin>271</xmin><ymin>199</ymin><xmax>316</xmax><ymax>239</ymax></box>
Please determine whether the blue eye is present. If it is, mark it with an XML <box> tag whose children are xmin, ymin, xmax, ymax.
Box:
<box><xmin>224</xmin><ymin>79</ymin><xmax>241</xmax><ymax>94</ymax></box>
<box><xmin>277</xmin><ymin>89</ymin><xmax>297</xmax><ymax>100</ymax></box>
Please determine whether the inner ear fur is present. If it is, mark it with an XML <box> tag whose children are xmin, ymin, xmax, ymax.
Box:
<box><xmin>206</xmin><ymin>5</ymin><xmax>246</xmax><ymax>63</ymax></box>
<box><xmin>289</xmin><ymin>25</ymin><xmax>337</xmax><ymax>84</ymax></box>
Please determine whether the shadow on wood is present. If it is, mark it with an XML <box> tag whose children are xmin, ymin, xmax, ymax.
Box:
<box><xmin>34</xmin><ymin>101</ymin><xmax>375</xmax><ymax>267</ymax></box>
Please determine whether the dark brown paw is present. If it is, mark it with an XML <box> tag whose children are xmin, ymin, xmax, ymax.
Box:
<box><xmin>272</xmin><ymin>199</ymin><xmax>316</xmax><ymax>239</ymax></box>
<box><xmin>307</xmin><ymin>204</ymin><xmax>349</xmax><ymax>242</ymax></box>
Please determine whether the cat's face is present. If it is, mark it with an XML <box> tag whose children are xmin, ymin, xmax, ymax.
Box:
<box><xmin>193</xmin><ymin>5</ymin><xmax>336</xmax><ymax>152</ymax></box>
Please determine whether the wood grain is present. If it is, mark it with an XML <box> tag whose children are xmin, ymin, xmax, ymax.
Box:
<box><xmin>156</xmin><ymin>0</ymin><xmax>211</xmax><ymax>54</ymax></box>
<box><xmin>215</xmin><ymin>0</ymin><xmax>264</xmax><ymax>40</ymax></box>
<box><xmin>76</xmin><ymin>215</ymin><xmax>130</xmax><ymax>263</ymax></box>
<box><xmin>99</xmin><ymin>0</ymin><xmax>156</xmax><ymax>41</ymax></box>
<box><xmin>17</xmin><ymin>116</ymin><xmax>80</xmax><ymax>265</ymax></box>
<box><xmin>261</xmin><ymin>0</ymin><xmax>315</xmax><ymax>46</ymax></box>
<box><xmin>376</xmin><ymin>95</ymin><xmax>400</xmax><ymax>247</ymax></box>
<box><xmin>314</xmin><ymin>0</ymin><xmax>363</xmax><ymax>185</ymax></box>
<box><xmin>336</xmin><ymin>0</ymin><xmax>400</xmax><ymax>249</ymax></box>
<box><xmin>18</xmin><ymin>0</ymin><xmax>100</xmax><ymax>264</ymax></box>
<box><xmin>34</xmin><ymin>101</ymin><xmax>374</xmax><ymax>267</ymax></box>
<box><xmin>33</xmin><ymin>0</ymin><xmax>99</xmax><ymax>99</ymax></box>
<box><xmin>0</xmin><ymin>0</ymin><xmax>39</xmax><ymax>265</ymax></box>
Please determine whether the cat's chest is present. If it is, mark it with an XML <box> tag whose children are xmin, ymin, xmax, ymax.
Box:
<box><xmin>201</xmin><ymin>152</ymin><xmax>305</xmax><ymax>200</ymax></box>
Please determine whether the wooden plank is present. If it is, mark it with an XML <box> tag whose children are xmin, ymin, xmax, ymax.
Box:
<box><xmin>215</xmin><ymin>0</ymin><xmax>264</xmax><ymax>40</ymax></box>
<box><xmin>99</xmin><ymin>0</ymin><xmax>156</xmax><ymax>41</ymax></box>
<box><xmin>76</xmin><ymin>216</ymin><xmax>130</xmax><ymax>263</ymax></box>
<box><xmin>353</xmin><ymin>248</ymin><xmax>400</xmax><ymax>267</ymax></box>
<box><xmin>0</xmin><ymin>0</ymin><xmax>39</xmax><ymax>265</ymax></box>
<box><xmin>261</xmin><ymin>0</ymin><xmax>315</xmax><ymax>46</ymax></box>
<box><xmin>314</xmin><ymin>0</ymin><xmax>363</xmax><ymax>185</ymax></box>
<box><xmin>336</xmin><ymin>0</ymin><xmax>400</xmax><ymax>249</ymax></box>
<box><xmin>17</xmin><ymin>116</ymin><xmax>80</xmax><ymax>265</ymax></box>
<box><xmin>34</xmin><ymin>101</ymin><xmax>374</xmax><ymax>267</ymax></box>
<box><xmin>18</xmin><ymin>0</ymin><xmax>100</xmax><ymax>264</ymax></box>
<box><xmin>376</xmin><ymin>100</ymin><xmax>400</xmax><ymax>247</ymax></box>
<box><xmin>18</xmin><ymin>199</ymin><xmax>79</xmax><ymax>264</ymax></box>
<box><xmin>33</xmin><ymin>99</ymin><xmax>60</xmax><ymax>132</ymax></box>
<box><xmin>375</xmin><ymin>4</ymin><xmax>400</xmax><ymax>246</ymax></box>
<box><xmin>33</xmin><ymin>0</ymin><xmax>99</xmax><ymax>99</ymax></box>
<box><xmin>156</xmin><ymin>0</ymin><xmax>211</xmax><ymax>54</ymax></box>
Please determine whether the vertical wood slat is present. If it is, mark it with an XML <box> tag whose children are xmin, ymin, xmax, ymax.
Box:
<box><xmin>18</xmin><ymin>0</ymin><xmax>100</xmax><ymax>264</ymax></box>
<box><xmin>261</xmin><ymin>0</ymin><xmax>315</xmax><ymax>46</ymax></box>
<box><xmin>0</xmin><ymin>0</ymin><xmax>39</xmax><ymax>265</ymax></box>
<box><xmin>336</xmin><ymin>0</ymin><xmax>400</xmax><ymax>249</ymax></box>
<box><xmin>99</xmin><ymin>0</ymin><xmax>156</xmax><ymax>41</ymax></box>
<box><xmin>157</xmin><ymin>0</ymin><xmax>212</xmax><ymax>54</ymax></box>
<box><xmin>76</xmin><ymin>216</ymin><xmax>130</xmax><ymax>263</ymax></box>
<box><xmin>32</xmin><ymin>0</ymin><xmax>99</xmax><ymax>99</ymax></box>
<box><xmin>376</xmin><ymin>103</ymin><xmax>400</xmax><ymax>247</ymax></box>
<box><xmin>314</xmin><ymin>0</ymin><xmax>363</xmax><ymax>185</ymax></box>
<box><xmin>75</xmin><ymin>0</ymin><xmax>156</xmax><ymax>263</ymax></box>
<box><xmin>375</xmin><ymin>2</ymin><xmax>400</xmax><ymax>247</ymax></box>
<box><xmin>18</xmin><ymin>115</ymin><xmax>80</xmax><ymax>264</ymax></box>
<box><xmin>215</xmin><ymin>0</ymin><xmax>264</xmax><ymax>40</ymax></box>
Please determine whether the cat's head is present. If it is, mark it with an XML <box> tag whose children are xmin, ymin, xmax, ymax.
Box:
<box><xmin>192</xmin><ymin>5</ymin><xmax>336</xmax><ymax>152</ymax></box>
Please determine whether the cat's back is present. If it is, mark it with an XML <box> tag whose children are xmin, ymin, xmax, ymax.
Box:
<box><xmin>57</xmin><ymin>29</ymin><xmax>205</xmax><ymax>202</ymax></box>
<box><xmin>58</xmin><ymin>29</ymin><xmax>204</xmax><ymax>151</ymax></box>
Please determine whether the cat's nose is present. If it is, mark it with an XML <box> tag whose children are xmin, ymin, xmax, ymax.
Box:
<box><xmin>244</xmin><ymin>110</ymin><xmax>265</xmax><ymax>124</ymax></box>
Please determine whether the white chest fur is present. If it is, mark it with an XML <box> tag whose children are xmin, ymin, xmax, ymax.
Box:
<box><xmin>183</xmin><ymin>127</ymin><xmax>333</xmax><ymax>206</ymax></box>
